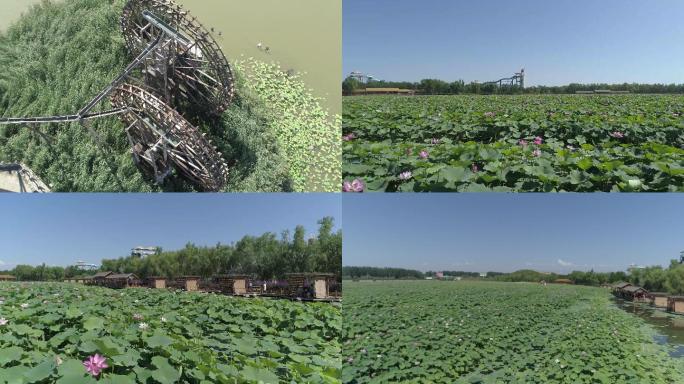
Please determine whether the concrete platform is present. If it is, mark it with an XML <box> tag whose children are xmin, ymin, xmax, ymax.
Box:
<box><xmin>0</xmin><ymin>164</ymin><xmax>50</xmax><ymax>193</ymax></box>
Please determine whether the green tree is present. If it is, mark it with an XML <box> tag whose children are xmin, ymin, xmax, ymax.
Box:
<box><xmin>342</xmin><ymin>77</ymin><xmax>361</xmax><ymax>95</ymax></box>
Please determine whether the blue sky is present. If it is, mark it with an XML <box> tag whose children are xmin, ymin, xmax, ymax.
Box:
<box><xmin>343</xmin><ymin>0</ymin><xmax>684</xmax><ymax>85</ymax></box>
<box><xmin>343</xmin><ymin>194</ymin><xmax>684</xmax><ymax>274</ymax></box>
<box><xmin>0</xmin><ymin>194</ymin><xmax>341</xmax><ymax>269</ymax></box>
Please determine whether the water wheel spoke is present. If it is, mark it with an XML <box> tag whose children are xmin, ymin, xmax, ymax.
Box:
<box><xmin>111</xmin><ymin>83</ymin><xmax>227</xmax><ymax>191</ymax></box>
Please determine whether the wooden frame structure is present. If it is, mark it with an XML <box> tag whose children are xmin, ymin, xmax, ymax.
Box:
<box><xmin>650</xmin><ymin>292</ymin><xmax>669</xmax><ymax>308</ymax></box>
<box><xmin>286</xmin><ymin>273</ymin><xmax>336</xmax><ymax>300</ymax></box>
<box><xmin>212</xmin><ymin>275</ymin><xmax>250</xmax><ymax>295</ymax></box>
<box><xmin>183</xmin><ymin>276</ymin><xmax>200</xmax><ymax>291</ymax></box>
<box><xmin>668</xmin><ymin>297</ymin><xmax>684</xmax><ymax>314</ymax></box>
<box><xmin>64</xmin><ymin>272</ymin><xmax>340</xmax><ymax>301</ymax></box>
<box><xmin>483</xmin><ymin>68</ymin><xmax>525</xmax><ymax>89</ymax></box>
<box><xmin>616</xmin><ymin>285</ymin><xmax>649</xmax><ymax>302</ymax></box>
<box><xmin>149</xmin><ymin>277</ymin><xmax>167</xmax><ymax>289</ymax></box>
<box><xmin>105</xmin><ymin>273</ymin><xmax>141</xmax><ymax>289</ymax></box>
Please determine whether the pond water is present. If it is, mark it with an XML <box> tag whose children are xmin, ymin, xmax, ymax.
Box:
<box><xmin>0</xmin><ymin>0</ymin><xmax>43</xmax><ymax>30</ymax></box>
<box><xmin>613</xmin><ymin>298</ymin><xmax>684</xmax><ymax>357</ymax></box>
<box><xmin>1</xmin><ymin>0</ymin><xmax>341</xmax><ymax>115</ymax></box>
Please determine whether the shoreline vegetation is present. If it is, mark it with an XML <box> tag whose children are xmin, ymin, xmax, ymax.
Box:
<box><xmin>343</xmin><ymin>261</ymin><xmax>684</xmax><ymax>295</ymax></box>
<box><xmin>0</xmin><ymin>0</ymin><xmax>340</xmax><ymax>192</ymax></box>
<box><xmin>343</xmin><ymin>76</ymin><xmax>684</xmax><ymax>96</ymax></box>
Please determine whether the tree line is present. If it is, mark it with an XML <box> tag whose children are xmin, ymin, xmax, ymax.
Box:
<box><xmin>1</xmin><ymin>218</ymin><xmax>341</xmax><ymax>281</ymax></box>
<box><xmin>344</xmin><ymin>256</ymin><xmax>684</xmax><ymax>294</ymax></box>
<box><xmin>626</xmin><ymin>260</ymin><xmax>684</xmax><ymax>294</ymax></box>
<box><xmin>343</xmin><ymin>77</ymin><xmax>684</xmax><ymax>95</ymax></box>
<box><xmin>342</xmin><ymin>266</ymin><xmax>424</xmax><ymax>279</ymax></box>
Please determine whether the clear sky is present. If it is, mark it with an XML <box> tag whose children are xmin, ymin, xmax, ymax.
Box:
<box><xmin>0</xmin><ymin>194</ymin><xmax>341</xmax><ymax>269</ymax></box>
<box><xmin>343</xmin><ymin>194</ymin><xmax>684</xmax><ymax>274</ymax></box>
<box><xmin>343</xmin><ymin>0</ymin><xmax>684</xmax><ymax>85</ymax></box>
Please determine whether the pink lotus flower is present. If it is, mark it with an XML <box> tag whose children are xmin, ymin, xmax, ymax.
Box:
<box><xmin>342</xmin><ymin>179</ymin><xmax>365</xmax><ymax>193</ymax></box>
<box><xmin>0</xmin><ymin>318</ymin><xmax>8</xmax><ymax>326</ymax></box>
<box><xmin>342</xmin><ymin>133</ymin><xmax>356</xmax><ymax>141</ymax></box>
<box><xmin>471</xmin><ymin>164</ymin><xmax>479</xmax><ymax>173</ymax></box>
<box><xmin>484</xmin><ymin>112</ymin><xmax>495</xmax><ymax>118</ymax></box>
<box><xmin>419</xmin><ymin>150</ymin><xmax>429</xmax><ymax>159</ymax></box>
<box><xmin>398</xmin><ymin>171</ymin><xmax>412</xmax><ymax>180</ymax></box>
<box><xmin>518</xmin><ymin>139</ymin><xmax>528</xmax><ymax>147</ymax></box>
<box><xmin>83</xmin><ymin>354</ymin><xmax>108</xmax><ymax>377</ymax></box>
<box><xmin>610</xmin><ymin>131</ymin><xmax>624</xmax><ymax>139</ymax></box>
<box><xmin>534</xmin><ymin>136</ymin><xmax>543</xmax><ymax>145</ymax></box>
<box><xmin>532</xmin><ymin>149</ymin><xmax>542</xmax><ymax>157</ymax></box>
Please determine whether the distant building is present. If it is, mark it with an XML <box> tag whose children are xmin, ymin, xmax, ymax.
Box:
<box><xmin>75</xmin><ymin>261</ymin><xmax>98</xmax><ymax>270</ymax></box>
<box><xmin>131</xmin><ymin>246</ymin><xmax>157</xmax><ymax>258</ymax></box>
<box><xmin>479</xmin><ymin>272</ymin><xmax>487</xmax><ymax>278</ymax></box>
<box><xmin>425</xmin><ymin>277</ymin><xmax>433</xmax><ymax>280</ymax></box>
<box><xmin>435</xmin><ymin>272</ymin><xmax>444</xmax><ymax>279</ymax></box>
<box><xmin>0</xmin><ymin>275</ymin><xmax>16</xmax><ymax>281</ymax></box>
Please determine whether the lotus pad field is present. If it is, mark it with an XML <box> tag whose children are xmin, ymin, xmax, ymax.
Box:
<box><xmin>342</xmin><ymin>95</ymin><xmax>684</xmax><ymax>192</ymax></box>
<box><xmin>0</xmin><ymin>283</ymin><xmax>341</xmax><ymax>383</ymax></box>
<box><xmin>342</xmin><ymin>281</ymin><xmax>684</xmax><ymax>383</ymax></box>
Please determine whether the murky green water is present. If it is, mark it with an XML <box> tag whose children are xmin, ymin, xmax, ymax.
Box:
<box><xmin>0</xmin><ymin>0</ymin><xmax>43</xmax><ymax>30</ymax></box>
<box><xmin>175</xmin><ymin>0</ymin><xmax>340</xmax><ymax>115</ymax></box>
<box><xmin>613</xmin><ymin>298</ymin><xmax>684</xmax><ymax>357</ymax></box>
<box><xmin>1</xmin><ymin>0</ymin><xmax>341</xmax><ymax>114</ymax></box>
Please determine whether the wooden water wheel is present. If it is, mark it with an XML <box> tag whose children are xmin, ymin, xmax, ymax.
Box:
<box><xmin>110</xmin><ymin>83</ymin><xmax>228</xmax><ymax>191</ymax></box>
<box><xmin>121</xmin><ymin>0</ymin><xmax>235</xmax><ymax>116</ymax></box>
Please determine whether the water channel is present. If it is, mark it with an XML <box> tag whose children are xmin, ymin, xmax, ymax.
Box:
<box><xmin>613</xmin><ymin>297</ymin><xmax>684</xmax><ymax>357</ymax></box>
